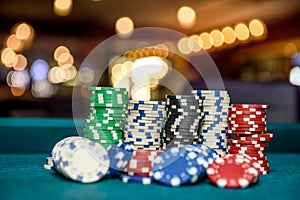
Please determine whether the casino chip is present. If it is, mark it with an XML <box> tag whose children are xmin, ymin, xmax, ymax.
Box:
<box><xmin>226</xmin><ymin>104</ymin><xmax>273</xmax><ymax>174</ymax></box>
<box><xmin>51</xmin><ymin>136</ymin><xmax>110</xmax><ymax>183</ymax></box>
<box><xmin>84</xmin><ymin>87</ymin><xmax>128</xmax><ymax>148</ymax></box>
<box><xmin>106</xmin><ymin>141</ymin><xmax>134</xmax><ymax>176</ymax></box>
<box><xmin>192</xmin><ymin>90</ymin><xmax>230</xmax><ymax>156</ymax></box>
<box><xmin>163</xmin><ymin>95</ymin><xmax>203</xmax><ymax>148</ymax></box>
<box><xmin>126</xmin><ymin>149</ymin><xmax>163</xmax><ymax>177</ymax></box>
<box><xmin>152</xmin><ymin>145</ymin><xmax>207</xmax><ymax>186</ymax></box>
<box><xmin>206</xmin><ymin>154</ymin><xmax>260</xmax><ymax>188</ymax></box>
<box><xmin>123</xmin><ymin>100</ymin><xmax>166</xmax><ymax>150</ymax></box>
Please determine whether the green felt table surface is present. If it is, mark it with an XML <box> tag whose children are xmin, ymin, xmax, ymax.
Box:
<box><xmin>1</xmin><ymin>118</ymin><xmax>300</xmax><ymax>200</ymax></box>
<box><xmin>1</xmin><ymin>153</ymin><xmax>300</xmax><ymax>200</ymax></box>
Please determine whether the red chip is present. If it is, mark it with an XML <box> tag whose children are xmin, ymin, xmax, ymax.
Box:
<box><xmin>206</xmin><ymin>154</ymin><xmax>259</xmax><ymax>188</ymax></box>
<box><xmin>227</xmin><ymin>130</ymin><xmax>264</xmax><ymax>135</ymax></box>
<box><xmin>230</xmin><ymin>104</ymin><xmax>270</xmax><ymax>109</ymax></box>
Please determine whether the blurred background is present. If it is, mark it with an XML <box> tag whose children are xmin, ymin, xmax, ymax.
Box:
<box><xmin>0</xmin><ymin>0</ymin><xmax>299</xmax><ymax>122</ymax></box>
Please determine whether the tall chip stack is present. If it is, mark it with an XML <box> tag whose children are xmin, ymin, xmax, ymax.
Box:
<box><xmin>192</xmin><ymin>90</ymin><xmax>230</xmax><ymax>156</ymax></box>
<box><xmin>163</xmin><ymin>95</ymin><xmax>203</xmax><ymax>148</ymax></box>
<box><xmin>123</xmin><ymin>100</ymin><xmax>166</xmax><ymax>150</ymax></box>
<box><xmin>227</xmin><ymin>104</ymin><xmax>273</xmax><ymax>175</ymax></box>
<box><xmin>83</xmin><ymin>87</ymin><xmax>128</xmax><ymax>149</ymax></box>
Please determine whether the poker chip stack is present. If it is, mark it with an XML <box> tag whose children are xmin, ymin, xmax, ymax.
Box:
<box><xmin>123</xmin><ymin>100</ymin><xmax>166</xmax><ymax>150</ymax></box>
<box><xmin>192</xmin><ymin>90</ymin><xmax>230</xmax><ymax>156</ymax></box>
<box><xmin>227</xmin><ymin>104</ymin><xmax>273</xmax><ymax>174</ymax></box>
<box><xmin>84</xmin><ymin>87</ymin><xmax>128</xmax><ymax>148</ymax></box>
<box><xmin>163</xmin><ymin>95</ymin><xmax>203</xmax><ymax>148</ymax></box>
<box><xmin>122</xmin><ymin>149</ymin><xmax>163</xmax><ymax>184</ymax></box>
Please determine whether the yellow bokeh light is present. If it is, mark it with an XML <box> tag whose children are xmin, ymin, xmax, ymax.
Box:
<box><xmin>121</xmin><ymin>61</ymin><xmax>133</xmax><ymax>76</ymax></box>
<box><xmin>235</xmin><ymin>23</ymin><xmax>250</xmax><ymax>41</ymax></box>
<box><xmin>111</xmin><ymin>63</ymin><xmax>123</xmax><ymax>80</ymax></box>
<box><xmin>1</xmin><ymin>48</ymin><xmax>16</xmax><ymax>67</ymax></box>
<box><xmin>15</xmin><ymin>23</ymin><xmax>33</xmax><ymax>40</ymax></box>
<box><xmin>6</xmin><ymin>34</ymin><xmax>23</xmax><ymax>51</ymax></box>
<box><xmin>222</xmin><ymin>26</ymin><xmax>236</xmax><ymax>44</ymax></box>
<box><xmin>131</xmin><ymin>85</ymin><xmax>151</xmax><ymax>101</ymax></box>
<box><xmin>210</xmin><ymin>29</ymin><xmax>224</xmax><ymax>47</ymax></box>
<box><xmin>199</xmin><ymin>32</ymin><xmax>213</xmax><ymax>50</ymax></box>
<box><xmin>54</xmin><ymin>0</ymin><xmax>73</xmax><ymax>17</ymax></box>
<box><xmin>10</xmin><ymin>87</ymin><xmax>26</xmax><ymax>97</ymax></box>
<box><xmin>115</xmin><ymin>17</ymin><xmax>134</xmax><ymax>38</ymax></box>
<box><xmin>178</xmin><ymin>37</ymin><xmax>194</xmax><ymax>54</ymax></box>
<box><xmin>13</xmin><ymin>54</ymin><xmax>27</xmax><ymax>71</ymax></box>
<box><xmin>177</xmin><ymin>6</ymin><xmax>196</xmax><ymax>29</ymax></box>
<box><xmin>54</xmin><ymin>46</ymin><xmax>70</xmax><ymax>61</ymax></box>
<box><xmin>249</xmin><ymin>19</ymin><xmax>265</xmax><ymax>37</ymax></box>
<box><xmin>283</xmin><ymin>43</ymin><xmax>298</xmax><ymax>58</ymax></box>
<box><xmin>190</xmin><ymin>35</ymin><xmax>201</xmax><ymax>52</ymax></box>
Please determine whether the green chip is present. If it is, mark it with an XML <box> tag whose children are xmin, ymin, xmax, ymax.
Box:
<box><xmin>88</xmin><ymin>87</ymin><xmax>126</xmax><ymax>91</ymax></box>
<box><xmin>90</xmin><ymin>103</ymin><xmax>128</xmax><ymax>108</ymax></box>
<box><xmin>85</xmin><ymin>132</ymin><xmax>123</xmax><ymax>140</ymax></box>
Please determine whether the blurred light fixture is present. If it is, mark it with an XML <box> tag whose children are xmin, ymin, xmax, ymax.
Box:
<box><xmin>15</xmin><ymin>23</ymin><xmax>33</xmax><ymax>40</ymax></box>
<box><xmin>178</xmin><ymin>37</ymin><xmax>194</xmax><ymax>54</ymax></box>
<box><xmin>10</xmin><ymin>87</ymin><xmax>26</xmax><ymax>97</ymax></box>
<box><xmin>210</xmin><ymin>29</ymin><xmax>224</xmax><ymax>47</ymax></box>
<box><xmin>177</xmin><ymin>6</ymin><xmax>196</xmax><ymax>29</ymax></box>
<box><xmin>235</xmin><ymin>23</ymin><xmax>250</xmax><ymax>41</ymax></box>
<box><xmin>115</xmin><ymin>17</ymin><xmax>134</xmax><ymax>38</ymax></box>
<box><xmin>54</xmin><ymin>46</ymin><xmax>70</xmax><ymax>61</ymax></box>
<box><xmin>1</xmin><ymin>48</ymin><xmax>16</xmax><ymax>67</ymax></box>
<box><xmin>53</xmin><ymin>0</ymin><xmax>73</xmax><ymax>17</ymax></box>
<box><xmin>249</xmin><ymin>19</ymin><xmax>265</xmax><ymax>38</ymax></box>
<box><xmin>221</xmin><ymin>26</ymin><xmax>236</xmax><ymax>44</ymax></box>
<box><xmin>199</xmin><ymin>32</ymin><xmax>213</xmax><ymax>50</ymax></box>
<box><xmin>289</xmin><ymin>66</ymin><xmax>300</xmax><ymax>86</ymax></box>
<box><xmin>189</xmin><ymin>35</ymin><xmax>201</xmax><ymax>52</ymax></box>
<box><xmin>31</xmin><ymin>59</ymin><xmax>50</xmax><ymax>81</ymax></box>
<box><xmin>12</xmin><ymin>54</ymin><xmax>27</xmax><ymax>71</ymax></box>
<box><xmin>6</xmin><ymin>34</ymin><xmax>23</xmax><ymax>51</ymax></box>
<box><xmin>283</xmin><ymin>43</ymin><xmax>298</xmax><ymax>58</ymax></box>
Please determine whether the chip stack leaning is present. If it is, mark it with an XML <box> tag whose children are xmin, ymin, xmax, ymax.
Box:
<box><xmin>123</xmin><ymin>100</ymin><xmax>166</xmax><ymax>150</ymax></box>
<box><xmin>192</xmin><ymin>90</ymin><xmax>230</xmax><ymax>156</ymax></box>
<box><xmin>84</xmin><ymin>87</ymin><xmax>128</xmax><ymax>148</ymax></box>
<box><xmin>226</xmin><ymin>104</ymin><xmax>273</xmax><ymax>174</ymax></box>
<box><xmin>163</xmin><ymin>95</ymin><xmax>203</xmax><ymax>148</ymax></box>
<box><xmin>121</xmin><ymin>149</ymin><xmax>163</xmax><ymax>184</ymax></box>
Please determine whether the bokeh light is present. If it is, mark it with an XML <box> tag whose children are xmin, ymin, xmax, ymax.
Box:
<box><xmin>1</xmin><ymin>48</ymin><xmax>16</xmax><ymax>67</ymax></box>
<box><xmin>235</xmin><ymin>23</ymin><xmax>250</xmax><ymax>41</ymax></box>
<box><xmin>115</xmin><ymin>17</ymin><xmax>134</xmax><ymax>38</ymax></box>
<box><xmin>54</xmin><ymin>0</ymin><xmax>73</xmax><ymax>17</ymax></box>
<box><xmin>77</xmin><ymin>66</ymin><xmax>95</xmax><ymax>85</ymax></box>
<box><xmin>190</xmin><ymin>35</ymin><xmax>202</xmax><ymax>52</ymax></box>
<box><xmin>6</xmin><ymin>34</ymin><xmax>23</xmax><ymax>51</ymax></box>
<box><xmin>210</xmin><ymin>29</ymin><xmax>224</xmax><ymax>47</ymax></box>
<box><xmin>15</xmin><ymin>23</ymin><xmax>33</xmax><ymax>40</ymax></box>
<box><xmin>283</xmin><ymin>43</ymin><xmax>298</xmax><ymax>58</ymax></box>
<box><xmin>222</xmin><ymin>26</ymin><xmax>236</xmax><ymax>44</ymax></box>
<box><xmin>199</xmin><ymin>32</ymin><xmax>213</xmax><ymax>50</ymax></box>
<box><xmin>32</xmin><ymin>80</ymin><xmax>56</xmax><ymax>98</ymax></box>
<box><xmin>177</xmin><ymin>6</ymin><xmax>196</xmax><ymax>29</ymax></box>
<box><xmin>30</xmin><ymin>59</ymin><xmax>50</xmax><ymax>81</ymax></box>
<box><xmin>54</xmin><ymin>46</ymin><xmax>70</xmax><ymax>61</ymax></box>
<box><xmin>13</xmin><ymin>54</ymin><xmax>27</xmax><ymax>71</ymax></box>
<box><xmin>289</xmin><ymin>66</ymin><xmax>300</xmax><ymax>86</ymax></box>
<box><xmin>178</xmin><ymin>37</ymin><xmax>194</xmax><ymax>54</ymax></box>
<box><xmin>10</xmin><ymin>70</ymin><xmax>30</xmax><ymax>88</ymax></box>
<box><xmin>10</xmin><ymin>87</ymin><xmax>26</xmax><ymax>97</ymax></box>
<box><xmin>249</xmin><ymin>19</ymin><xmax>265</xmax><ymax>38</ymax></box>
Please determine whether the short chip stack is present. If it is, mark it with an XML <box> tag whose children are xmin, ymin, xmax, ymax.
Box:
<box><xmin>123</xmin><ymin>100</ymin><xmax>166</xmax><ymax>150</ymax></box>
<box><xmin>121</xmin><ymin>149</ymin><xmax>163</xmax><ymax>184</ymax></box>
<box><xmin>163</xmin><ymin>95</ymin><xmax>203</xmax><ymax>148</ymax></box>
<box><xmin>192</xmin><ymin>90</ymin><xmax>230</xmax><ymax>156</ymax></box>
<box><xmin>84</xmin><ymin>87</ymin><xmax>128</xmax><ymax>148</ymax></box>
<box><xmin>227</xmin><ymin>104</ymin><xmax>273</xmax><ymax>174</ymax></box>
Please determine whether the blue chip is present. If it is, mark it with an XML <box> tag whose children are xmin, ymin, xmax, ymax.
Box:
<box><xmin>152</xmin><ymin>145</ymin><xmax>206</xmax><ymax>186</ymax></box>
<box><xmin>106</xmin><ymin>141</ymin><xmax>134</xmax><ymax>176</ymax></box>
